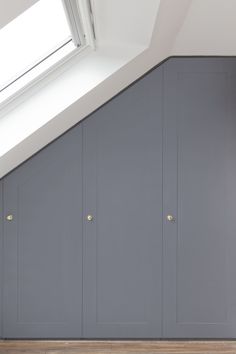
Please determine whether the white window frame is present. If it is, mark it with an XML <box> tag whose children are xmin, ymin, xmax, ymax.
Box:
<box><xmin>0</xmin><ymin>0</ymin><xmax>95</xmax><ymax>112</ymax></box>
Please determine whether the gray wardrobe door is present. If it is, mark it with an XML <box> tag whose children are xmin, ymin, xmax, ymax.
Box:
<box><xmin>0</xmin><ymin>180</ymin><xmax>3</xmax><ymax>338</ymax></box>
<box><xmin>83</xmin><ymin>67</ymin><xmax>164</xmax><ymax>338</ymax></box>
<box><xmin>3</xmin><ymin>126</ymin><xmax>83</xmax><ymax>338</ymax></box>
<box><xmin>163</xmin><ymin>58</ymin><xmax>236</xmax><ymax>338</ymax></box>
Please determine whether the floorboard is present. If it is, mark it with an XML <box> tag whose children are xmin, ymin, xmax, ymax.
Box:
<box><xmin>0</xmin><ymin>341</ymin><xmax>236</xmax><ymax>354</ymax></box>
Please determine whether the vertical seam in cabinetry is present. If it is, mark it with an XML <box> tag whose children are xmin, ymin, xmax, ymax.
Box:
<box><xmin>1</xmin><ymin>179</ymin><xmax>4</xmax><ymax>337</ymax></box>
<box><xmin>161</xmin><ymin>65</ymin><xmax>164</xmax><ymax>339</ymax></box>
<box><xmin>81</xmin><ymin>123</ymin><xmax>84</xmax><ymax>338</ymax></box>
<box><xmin>0</xmin><ymin>179</ymin><xmax>3</xmax><ymax>339</ymax></box>
<box><xmin>175</xmin><ymin>72</ymin><xmax>180</xmax><ymax>325</ymax></box>
<box><xmin>225</xmin><ymin>71</ymin><xmax>230</xmax><ymax>323</ymax></box>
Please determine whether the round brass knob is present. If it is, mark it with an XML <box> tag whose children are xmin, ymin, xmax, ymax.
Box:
<box><xmin>87</xmin><ymin>214</ymin><xmax>93</xmax><ymax>221</ymax></box>
<box><xmin>6</xmin><ymin>214</ymin><xmax>13</xmax><ymax>221</ymax></box>
<box><xmin>167</xmin><ymin>215</ymin><xmax>174</xmax><ymax>222</ymax></box>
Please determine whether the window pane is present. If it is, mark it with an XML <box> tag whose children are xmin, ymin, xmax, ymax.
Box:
<box><xmin>0</xmin><ymin>0</ymin><xmax>74</xmax><ymax>90</ymax></box>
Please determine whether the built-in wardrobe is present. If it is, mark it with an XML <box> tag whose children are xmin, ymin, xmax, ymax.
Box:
<box><xmin>1</xmin><ymin>58</ymin><xmax>236</xmax><ymax>339</ymax></box>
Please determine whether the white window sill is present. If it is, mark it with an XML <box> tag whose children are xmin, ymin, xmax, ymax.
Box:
<box><xmin>0</xmin><ymin>41</ymin><xmax>147</xmax><ymax>176</ymax></box>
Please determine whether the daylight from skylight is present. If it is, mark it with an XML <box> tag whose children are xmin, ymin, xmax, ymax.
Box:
<box><xmin>0</xmin><ymin>0</ymin><xmax>76</xmax><ymax>97</ymax></box>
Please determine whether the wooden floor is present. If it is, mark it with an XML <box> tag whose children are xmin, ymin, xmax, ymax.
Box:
<box><xmin>0</xmin><ymin>341</ymin><xmax>236</xmax><ymax>354</ymax></box>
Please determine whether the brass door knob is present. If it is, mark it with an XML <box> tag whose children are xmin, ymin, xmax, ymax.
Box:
<box><xmin>6</xmin><ymin>214</ymin><xmax>13</xmax><ymax>221</ymax></box>
<box><xmin>167</xmin><ymin>215</ymin><xmax>175</xmax><ymax>222</ymax></box>
<box><xmin>87</xmin><ymin>215</ymin><xmax>93</xmax><ymax>221</ymax></box>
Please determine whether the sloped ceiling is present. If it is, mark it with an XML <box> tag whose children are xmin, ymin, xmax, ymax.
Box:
<box><xmin>0</xmin><ymin>0</ymin><xmax>236</xmax><ymax>177</ymax></box>
<box><xmin>172</xmin><ymin>0</ymin><xmax>236</xmax><ymax>55</ymax></box>
<box><xmin>0</xmin><ymin>0</ymin><xmax>39</xmax><ymax>29</ymax></box>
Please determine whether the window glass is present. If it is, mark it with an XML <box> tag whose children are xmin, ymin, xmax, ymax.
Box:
<box><xmin>0</xmin><ymin>0</ymin><xmax>74</xmax><ymax>92</ymax></box>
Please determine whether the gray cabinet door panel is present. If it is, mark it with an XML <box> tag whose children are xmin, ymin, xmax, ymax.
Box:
<box><xmin>163</xmin><ymin>58</ymin><xmax>236</xmax><ymax>338</ymax></box>
<box><xmin>3</xmin><ymin>126</ymin><xmax>83</xmax><ymax>338</ymax></box>
<box><xmin>83</xmin><ymin>67</ymin><xmax>163</xmax><ymax>338</ymax></box>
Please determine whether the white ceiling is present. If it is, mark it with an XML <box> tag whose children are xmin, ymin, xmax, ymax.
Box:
<box><xmin>1</xmin><ymin>0</ymin><xmax>236</xmax><ymax>177</ymax></box>
<box><xmin>0</xmin><ymin>0</ymin><xmax>39</xmax><ymax>29</ymax></box>
<box><xmin>172</xmin><ymin>0</ymin><xmax>236</xmax><ymax>55</ymax></box>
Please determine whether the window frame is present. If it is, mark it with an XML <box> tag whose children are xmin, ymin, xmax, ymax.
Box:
<box><xmin>0</xmin><ymin>0</ymin><xmax>95</xmax><ymax>111</ymax></box>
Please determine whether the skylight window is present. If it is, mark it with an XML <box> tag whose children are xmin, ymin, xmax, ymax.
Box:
<box><xmin>0</xmin><ymin>0</ymin><xmax>94</xmax><ymax>107</ymax></box>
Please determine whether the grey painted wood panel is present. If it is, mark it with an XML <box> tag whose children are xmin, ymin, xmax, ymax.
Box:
<box><xmin>163</xmin><ymin>58</ymin><xmax>236</xmax><ymax>338</ymax></box>
<box><xmin>3</xmin><ymin>126</ymin><xmax>83</xmax><ymax>338</ymax></box>
<box><xmin>2</xmin><ymin>57</ymin><xmax>236</xmax><ymax>340</ymax></box>
<box><xmin>83</xmin><ymin>66</ymin><xmax>164</xmax><ymax>338</ymax></box>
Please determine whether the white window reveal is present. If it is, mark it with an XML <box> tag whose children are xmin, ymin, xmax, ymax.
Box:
<box><xmin>0</xmin><ymin>0</ymin><xmax>95</xmax><ymax>107</ymax></box>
